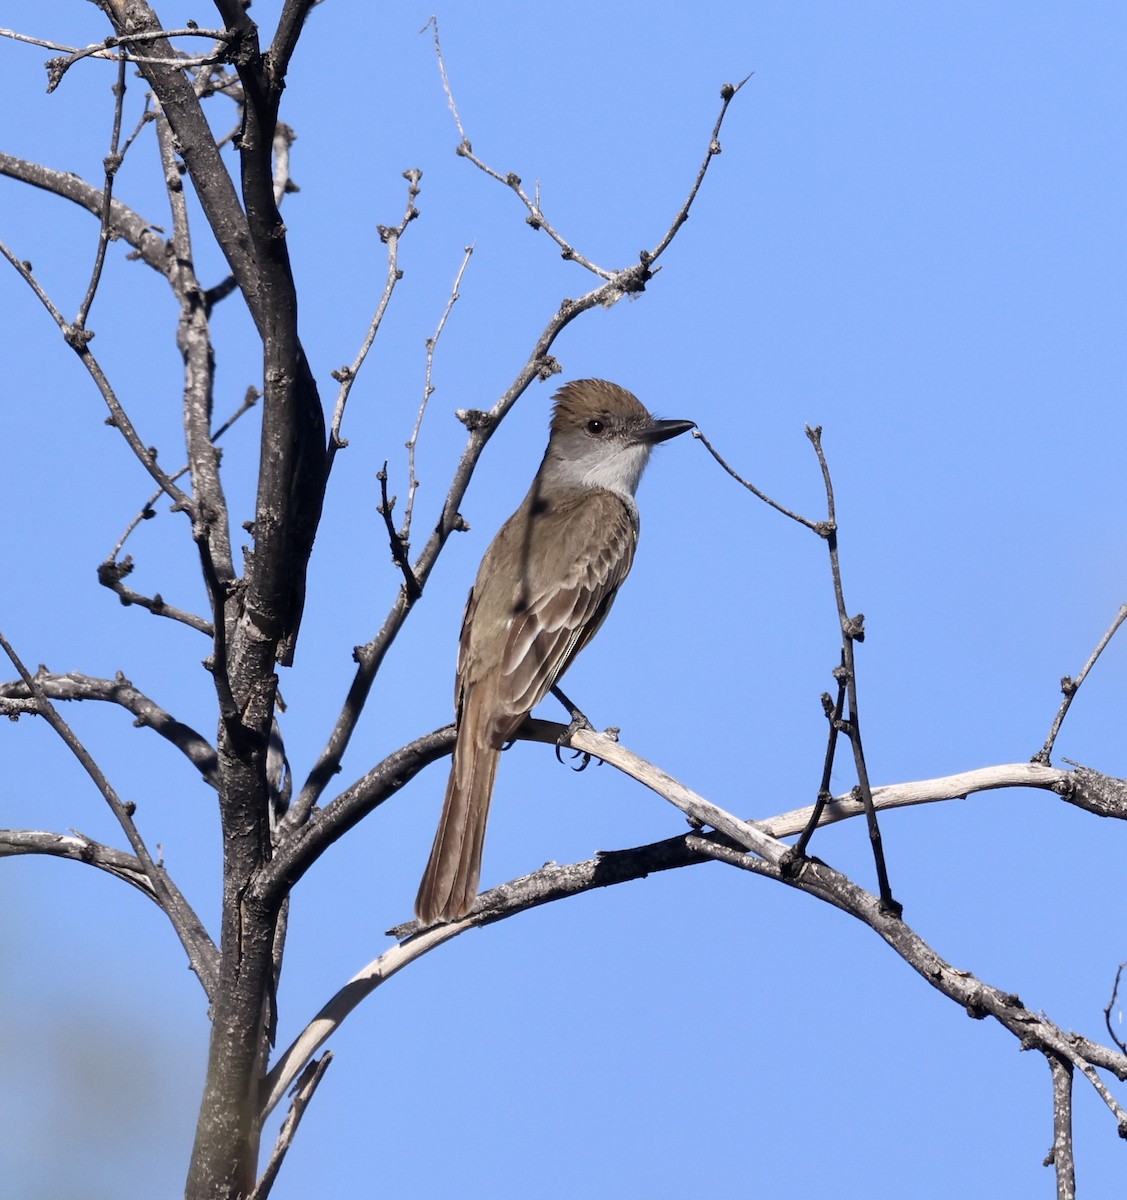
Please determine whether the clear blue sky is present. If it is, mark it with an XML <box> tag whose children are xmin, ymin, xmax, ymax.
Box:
<box><xmin>2</xmin><ymin>3</ymin><xmax>1125</xmax><ymax>1197</ymax></box>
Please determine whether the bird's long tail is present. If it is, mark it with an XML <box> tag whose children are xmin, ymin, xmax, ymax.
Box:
<box><xmin>415</xmin><ymin>703</ymin><xmax>501</xmax><ymax>924</ymax></box>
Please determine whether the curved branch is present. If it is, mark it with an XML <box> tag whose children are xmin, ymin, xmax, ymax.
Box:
<box><xmin>0</xmin><ymin>151</ymin><xmax>171</xmax><ymax>276</ymax></box>
<box><xmin>261</xmin><ymin>743</ymin><xmax>1126</xmax><ymax>1122</ymax></box>
<box><xmin>260</xmin><ymin>718</ymin><xmax>1117</xmax><ymax>1116</ymax></box>
<box><xmin>97</xmin><ymin>556</ymin><xmax>214</xmax><ymax>634</ymax></box>
<box><xmin>0</xmin><ymin>670</ymin><xmax>219</xmax><ymax>787</ymax></box>
<box><xmin>262</xmin><ymin>726</ymin><xmax>456</xmax><ymax>906</ymax></box>
<box><xmin>0</xmin><ymin>828</ymin><xmax>155</xmax><ymax>895</ymax></box>
<box><xmin>523</xmin><ymin>723</ymin><xmax>1079</xmax><ymax>841</ymax></box>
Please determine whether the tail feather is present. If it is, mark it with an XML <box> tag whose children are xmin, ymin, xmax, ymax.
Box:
<box><xmin>415</xmin><ymin>715</ymin><xmax>500</xmax><ymax>924</ymax></box>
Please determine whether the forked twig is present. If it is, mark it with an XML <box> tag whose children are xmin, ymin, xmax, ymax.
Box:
<box><xmin>32</xmin><ymin>27</ymin><xmax>233</xmax><ymax>92</ymax></box>
<box><xmin>107</xmin><ymin>387</ymin><xmax>259</xmax><ymax>563</ymax></box>
<box><xmin>692</xmin><ymin>428</ymin><xmax>827</xmax><ymax>532</ymax></box>
<box><xmin>425</xmin><ymin>16</ymin><xmax>749</xmax><ymax>283</ymax></box>
<box><xmin>695</xmin><ymin>423</ymin><xmax>897</xmax><ymax>911</ymax></box>
<box><xmin>802</xmin><ymin>426</ymin><xmax>897</xmax><ymax>913</ymax></box>
<box><xmin>376</xmin><ymin>463</ymin><xmax>421</xmax><ymax>601</ymax></box>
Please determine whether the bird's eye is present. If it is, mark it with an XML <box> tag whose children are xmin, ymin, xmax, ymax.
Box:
<box><xmin>586</xmin><ymin>419</ymin><xmax>605</xmax><ymax>435</ymax></box>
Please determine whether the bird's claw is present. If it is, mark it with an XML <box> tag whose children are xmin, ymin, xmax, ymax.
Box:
<box><xmin>555</xmin><ymin>710</ymin><xmax>595</xmax><ymax>769</ymax></box>
<box><xmin>555</xmin><ymin>745</ymin><xmax>594</xmax><ymax>772</ymax></box>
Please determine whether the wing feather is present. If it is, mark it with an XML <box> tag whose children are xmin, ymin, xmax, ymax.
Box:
<box><xmin>455</xmin><ymin>488</ymin><xmax>637</xmax><ymax>745</ymax></box>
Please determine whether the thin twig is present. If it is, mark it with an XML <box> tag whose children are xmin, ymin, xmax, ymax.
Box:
<box><xmin>29</xmin><ymin>28</ymin><xmax>233</xmax><ymax>93</ymax></box>
<box><xmin>0</xmin><ymin>239</ymin><xmax>191</xmax><ymax>509</ymax></box>
<box><xmin>1035</xmin><ymin>603</ymin><xmax>1127</xmax><ymax>765</ymax></box>
<box><xmin>693</xmin><ymin>427</ymin><xmax>827</xmax><ymax>532</ymax></box>
<box><xmin>74</xmin><ymin>53</ymin><xmax>128</xmax><ymax>329</ymax></box>
<box><xmin>647</xmin><ymin>74</ymin><xmax>752</xmax><ymax>262</ymax></box>
<box><xmin>96</xmin><ymin>556</ymin><xmax>214</xmax><ymax>633</ymax></box>
<box><xmin>376</xmin><ymin>463</ymin><xmax>421</xmax><ymax>601</ymax></box>
<box><xmin>119</xmin><ymin>94</ymin><xmax>156</xmax><ymax>159</ymax></box>
<box><xmin>454</xmin><ymin>142</ymin><xmax>614</xmax><ymax>278</ymax></box>
<box><xmin>0</xmin><ymin>669</ymin><xmax>219</xmax><ymax>786</ymax></box>
<box><xmin>0</xmin><ymin>25</ymin><xmax>227</xmax><ymax>55</ymax></box>
<box><xmin>422</xmin><ymin>17</ymin><xmax>466</xmax><ymax>141</ymax></box>
<box><xmin>402</xmin><ymin>242</ymin><xmax>474</xmax><ymax>545</ymax></box>
<box><xmin>794</xmin><ymin>681</ymin><xmax>846</xmax><ymax>859</ymax></box>
<box><xmin>107</xmin><ymin>387</ymin><xmax>259</xmax><ymax>562</ymax></box>
<box><xmin>1105</xmin><ymin>962</ymin><xmax>1127</xmax><ymax>1056</ymax></box>
<box><xmin>326</xmin><ymin>169</ymin><xmax>422</xmax><ymax>470</ymax></box>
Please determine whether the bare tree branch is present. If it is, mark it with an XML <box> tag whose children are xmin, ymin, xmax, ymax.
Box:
<box><xmin>691</xmin><ymin>427</ymin><xmax>827</xmax><ymax>532</ymax></box>
<box><xmin>1106</xmin><ymin>962</ymin><xmax>1127</xmax><ymax>1057</ymax></box>
<box><xmin>0</xmin><ymin>239</ymin><xmax>193</xmax><ymax>507</ymax></box>
<box><xmin>96</xmin><ymin>556</ymin><xmax>214</xmax><ymax>633</ymax></box>
<box><xmin>795</xmin><ymin>425</ymin><xmax>896</xmax><ymax>911</ymax></box>
<box><xmin>1045</xmin><ymin>1053</ymin><xmax>1076</xmax><ymax>1200</ymax></box>
<box><xmin>97</xmin><ymin>2</ymin><xmax>261</xmax><ymax>306</ymax></box>
<box><xmin>0</xmin><ymin>151</ymin><xmax>171</xmax><ymax>276</ymax></box>
<box><xmin>0</xmin><ymin>828</ymin><xmax>155</xmax><ymax>894</ymax></box>
<box><xmin>327</xmin><ymin>168</ymin><xmax>422</xmax><ymax>469</ymax></box>
<box><xmin>73</xmin><ymin>54</ymin><xmax>128</xmax><ymax>328</ymax></box>
<box><xmin>0</xmin><ymin>670</ymin><xmax>219</xmax><ymax>787</ymax></box>
<box><xmin>1035</xmin><ymin>603</ymin><xmax>1127</xmax><ymax>765</ymax></box>
<box><xmin>262</xmin><ymin>736</ymin><xmax>1126</xmax><ymax>1122</ymax></box>
<box><xmin>401</xmin><ymin>242</ymin><xmax>474</xmax><ymax>547</ymax></box>
<box><xmin>107</xmin><ymin>387</ymin><xmax>259</xmax><ymax>565</ymax></box>
<box><xmin>267</xmin><ymin>725</ymin><xmax>456</xmax><ymax>900</ymax></box>
<box><xmin>0</xmin><ymin>631</ymin><xmax>219</xmax><ymax>996</ymax></box>
<box><xmin>250</xmin><ymin>1053</ymin><xmax>332</xmax><ymax>1200</ymax></box>
<box><xmin>374</xmin><ymin>464</ymin><xmax>421</xmax><ymax>602</ymax></box>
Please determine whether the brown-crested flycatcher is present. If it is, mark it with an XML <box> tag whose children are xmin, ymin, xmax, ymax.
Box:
<box><xmin>415</xmin><ymin>379</ymin><xmax>694</xmax><ymax>924</ymax></box>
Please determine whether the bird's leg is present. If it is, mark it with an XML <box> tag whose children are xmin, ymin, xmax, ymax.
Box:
<box><xmin>550</xmin><ymin>684</ymin><xmax>596</xmax><ymax>771</ymax></box>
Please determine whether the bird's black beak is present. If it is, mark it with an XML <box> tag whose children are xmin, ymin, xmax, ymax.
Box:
<box><xmin>637</xmin><ymin>418</ymin><xmax>696</xmax><ymax>445</ymax></box>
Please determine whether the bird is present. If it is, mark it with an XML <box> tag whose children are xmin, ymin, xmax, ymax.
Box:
<box><xmin>414</xmin><ymin>378</ymin><xmax>694</xmax><ymax>924</ymax></box>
